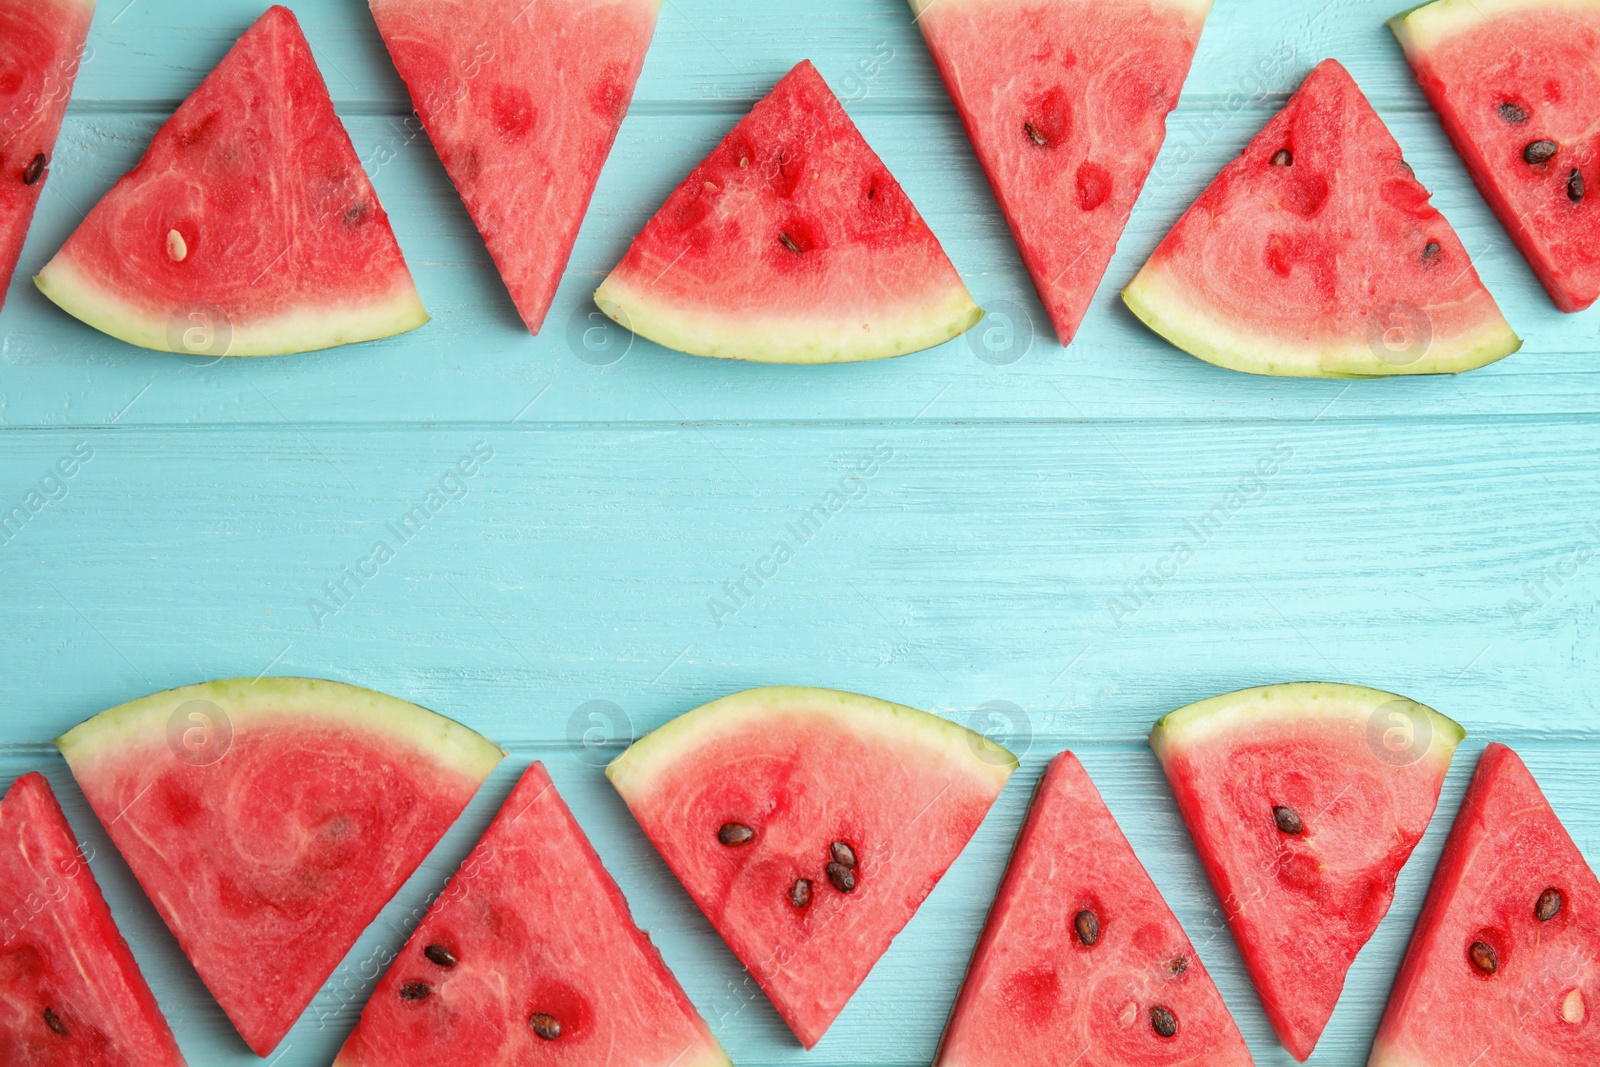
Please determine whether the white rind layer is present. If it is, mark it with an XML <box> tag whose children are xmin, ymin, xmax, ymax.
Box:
<box><xmin>1390</xmin><ymin>0</ymin><xmax>1600</xmax><ymax>52</ymax></box>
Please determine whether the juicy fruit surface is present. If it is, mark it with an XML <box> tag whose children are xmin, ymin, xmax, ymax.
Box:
<box><xmin>1151</xmin><ymin>682</ymin><xmax>1462</xmax><ymax>1061</ymax></box>
<box><xmin>54</xmin><ymin>677</ymin><xmax>503</xmax><ymax>1056</ymax></box>
<box><xmin>935</xmin><ymin>751</ymin><xmax>1253</xmax><ymax>1067</ymax></box>
<box><xmin>1123</xmin><ymin>58</ymin><xmax>1520</xmax><ymax>377</ymax></box>
<box><xmin>594</xmin><ymin>60</ymin><xmax>981</xmax><ymax>363</ymax></box>
<box><xmin>1370</xmin><ymin>744</ymin><xmax>1600</xmax><ymax>1067</ymax></box>
<box><xmin>334</xmin><ymin>762</ymin><xmax>729</xmax><ymax>1067</ymax></box>
<box><xmin>35</xmin><ymin>5</ymin><xmax>426</xmax><ymax>355</ymax></box>
<box><xmin>370</xmin><ymin>0</ymin><xmax>659</xmax><ymax>333</ymax></box>
<box><xmin>607</xmin><ymin>686</ymin><xmax>1014</xmax><ymax>1048</ymax></box>
<box><xmin>0</xmin><ymin>772</ymin><xmax>186</xmax><ymax>1067</ymax></box>
<box><xmin>0</xmin><ymin>0</ymin><xmax>93</xmax><ymax>312</ymax></box>
<box><xmin>1393</xmin><ymin>0</ymin><xmax>1600</xmax><ymax>313</ymax></box>
<box><xmin>912</xmin><ymin>0</ymin><xmax>1210</xmax><ymax>343</ymax></box>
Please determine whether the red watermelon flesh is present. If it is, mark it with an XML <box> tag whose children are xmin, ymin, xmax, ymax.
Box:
<box><xmin>593</xmin><ymin>60</ymin><xmax>982</xmax><ymax>363</ymax></box>
<box><xmin>54</xmin><ymin>678</ymin><xmax>504</xmax><ymax>1056</ymax></box>
<box><xmin>911</xmin><ymin>0</ymin><xmax>1210</xmax><ymax>344</ymax></box>
<box><xmin>607</xmin><ymin>686</ymin><xmax>1016</xmax><ymax>1048</ymax></box>
<box><xmin>34</xmin><ymin>5</ymin><xmax>427</xmax><ymax>355</ymax></box>
<box><xmin>1151</xmin><ymin>683</ymin><xmax>1464</xmax><ymax>1061</ymax></box>
<box><xmin>1369</xmin><ymin>743</ymin><xmax>1600</xmax><ymax>1067</ymax></box>
<box><xmin>369</xmin><ymin>0</ymin><xmax>659</xmax><ymax>334</ymax></box>
<box><xmin>935</xmin><ymin>751</ymin><xmax>1254</xmax><ymax>1067</ymax></box>
<box><xmin>1392</xmin><ymin>0</ymin><xmax>1600</xmax><ymax>313</ymax></box>
<box><xmin>334</xmin><ymin>762</ymin><xmax>731</xmax><ymax>1067</ymax></box>
<box><xmin>0</xmin><ymin>772</ymin><xmax>186</xmax><ymax>1066</ymax></box>
<box><xmin>0</xmin><ymin>0</ymin><xmax>94</xmax><ymax>313</ymax></box>
<box><xmin>1123</xmin><ymin>58</ymin><xmax>1521</xmax><ymax>377</ymax></box>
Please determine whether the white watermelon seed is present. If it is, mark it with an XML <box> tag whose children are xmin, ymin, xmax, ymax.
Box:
<box><xmin>166</xmin><ymin>229</ymin><xmax>188</xmax><ymax>263</ymax></box>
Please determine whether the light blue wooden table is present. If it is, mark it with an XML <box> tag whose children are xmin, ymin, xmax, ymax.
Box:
<box><xmin>2</xmin><ymin>0</ymin><xmax>1597</xmax><ymax>1063</ymax></box>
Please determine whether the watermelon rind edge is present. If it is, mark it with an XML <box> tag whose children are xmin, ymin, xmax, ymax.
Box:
<box><xmin>1388</xmin><ymin>0</ymin><xmax>1600</xmax><ymax>50</ymax></box>
<box><xmin>53</xmin><ymin>677</ymin><xmax>505</xmax><ymax>782</ymax></box>
<box><xmin>907</xmin><ymin>0</ymin><xmax>1213</xmax><ymax>18</ymax></box>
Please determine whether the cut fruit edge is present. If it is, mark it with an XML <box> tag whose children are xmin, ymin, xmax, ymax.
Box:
<box><xmin>1388</xmin><ymin>0</ymin><xmax>1600</xmax><ymax>50</ymax></box>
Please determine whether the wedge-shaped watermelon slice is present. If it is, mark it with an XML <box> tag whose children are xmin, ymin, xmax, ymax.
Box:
<box><xmin>35</xmin><ymin>6</ymin><xmax>427</xmax><ymax>355</ymax></box>
<box><xmin>607</xmin><ymin>686</ymin><xmax>1015</xmax><ymax>1047</ymax></box>
<box><xmin>335</xmin><ymin>762</ymin><xmax>731</xmax><ymax>1067</ymax></box>
<box><xmin>594</xmin><ymin>60</ymin><xmax>982</xmax><ymax>362</ymax></box>
<box><xmin>0</xmin><ymin>0</ymin><xmax>95</xmax><ymax>314</ymax></box>
<box><xmin>1123</xmin><ymin>58</ymin><xmax>1521</xmax><ymax>377</ymax></box>
<box><xmin>1151</xmin><ymin>682</ymin><xmax>1464</xmax><ymax>1061</ymax></box>
<box><xmin>1392</xmin><ymin>0</ymin><xmax>1600</xmax><ymax>313</ymax></box>
<box><xmin>910</xmin><ymin>0</ymin><xmax>1211</xmax><ymax>344</ymax></box>
<box><xmin>935</xmin><ymin>751</ymin><xmax>1254</xmax><ymax>1067</ymax></box>
<box><xmin>369</xmin><ymin>0</ymin><xmax>660</xmax><ymax>333</ymax></box>
<box><xmin>1</xmin><ymin>772</ymin><xmax>186</xmax><ymax>1065</ymax></box>
<box><xmin>54</xmin><ymin>677</ymin><xmax>504</xmax><ymax>1056</ymax></box>
<box><xmin>1369</xmin><ymin>743</ymin><xmax>1600</xmax><ymax>1067</ymax></box>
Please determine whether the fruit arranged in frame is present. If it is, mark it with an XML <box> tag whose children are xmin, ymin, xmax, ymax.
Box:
<box><xmin>1391</xmin><ymin>0</ymin><xmax>1600</xmax><ymax>313</ymax></box>
<box><xmin>0</xmin><ymin>0</ymin><xmax>95</xmax><ymax>313</ymax></box>
<box><xmin>934</xmin><ymin>751</ymin><xmax>1254</xmax><ymax>1067</ymax></box>
<box><xmin>369</xmin><ymin>0</ymin><xmax>660</xmax><ymax>333</ymax></box>
<box><xmin>35</xmin><ymin>6</ymin><xmax>427</xmax><ymax>355</ymax></box>
<box><xmin>1123</xmin><ymin>58</ymin><xmax>1521</xmax><ymax>377</ymax></box>
<box><xmin>54</xmin><ymin>677</ymin><xmax>504</xmax><ymax>1056</ymax></box>
<box><xmin>334</xmin><ymin>761</ymin><xmax>731</xmax><ymax>1067</ymax></box>
<box><xmin>606</xmin><ymin>686</ymin><xmax>1015</xmax><ymax>1047</ymax></box>
<box><xmin>0</xmin><ymin>771</ymin><xmax>187</xmax><ymax>1065</ymax></box>
<box><xmin>1151</xmin><ymin>682</ymin><xmax>1464</xmax><ymax>1060</ymax></box>
<box><xmin>594</xmin><ymin>60</ymin><xmax>982</xmax><ymax>363</ymax></box>
<box><xmin>910</xmin><ymin>0</ymin><xmax>1212</xmax><ymax>343</ymax></box>
<box><xmin>1369</xmin><ymin>743</ymin><xmax>1600</xmax><ymax>1067</ymax></box>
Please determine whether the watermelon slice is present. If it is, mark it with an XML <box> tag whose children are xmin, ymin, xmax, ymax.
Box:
<box><xmin>1123</xmin><ymin>58</ymin><xmax>1522</xmax><ymax>377</ymax></box>
<box><xmin>334</xmin><ymin>762</ymin><xmax>731</xmax><ymax>1067</ymax></box>
<box><xmin>34</xmin><ymin>6</ymin><xmax>427</xmax><ymax>355</ymax></box>
<box><xmin>593</xmin><ymin>60</ymin><xmax>982</xmax><ymax>363</ymax></box>
<box><xmin>0</xmin><ymin>772</ymin><xmax>186</xmax><ymax>1065</ymax></box>
<box><xmin>369</xmin><ymin>0</ymin><xmax>660</xmax><ymax>334</ymax></box>
<box><xmin>1369</xmin><ymin>743</ymin><xmax>1600</xmax><ymax>1067</ymax></box>
<box><xmin>54</xmin><ymin>677</ymin><xmax>504</xmax><ymax>1056</ymax></box>
<box><xmin>0</xmin><ymin>0</ymin><xmax>94</xmax><ymax>314</ymax></box>
<box><xmin>1391</xmin><ymin>0</ymin><xmax>1600</xmax><ymax>313</ymax></box>
<box><xmin>606</xmin><ymin>686</ymin><xmax>1016</xmax><ymax>1047</ymax></box>
<box><xmin>934</xmin><ymin>751</ymin><xmax>1254</xmax><ymax>1067</ymax></box>
<box><xmin>910</xmin><ymin>0</ymin><xmax>1211</xmax><ymax>344</ymax></box>
<box><xmin>1150</xmin><ymin>682</ymin><xmax>1464</xmax><ymax>1061</ymax></box>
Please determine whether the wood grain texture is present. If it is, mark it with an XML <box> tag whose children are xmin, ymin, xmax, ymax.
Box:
<box><xmin>1</xmin><ymin>0</ymin><xmax>1597</xmax><ymax>1064</ymax></box>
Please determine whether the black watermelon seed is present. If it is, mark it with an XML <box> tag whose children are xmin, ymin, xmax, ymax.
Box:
<box><xmin>1073</xmin><ymin>909</ymin><xmax>1100</xmax><ymax>947</ymax></box>
<box><xmin>779</xmin><ymin>231</ymin><xmax>801</xmax><ymax>254</ymax></box>
<box><xmin>1273</xmin><ymin>805</ymin><xmax>1304</xmax><ymax>835</ymax></box>
<box><xmin>400</xmin><ymin>981</ymin><xmax>433</xmax><ymax>1001</ymax></box>
<box><xmin>530</xmin><ymin>1012</ymin><xmax>562</xmax><ymax>1040</ymax></box>
<box><xmin>1469</xmin><ymin>941</ymin><xmax>1499</xmax><ymax>976</ymax></box>
<box><xmin>1422</xmin><ymin>241</ymin><xmax>1442</xmax><ymax>263</ymax></box>
<box><xmin>1024</xmin><ymin>121</ymin><xmax>1048</xmax><ymax>146</ymax></box>
<box><xmin>826</xmin><ymin>861</ymin><xmax>857</xmax><ymax>894</ymax></box>
<box><xmin>1524</xmin><ymin>140</ymin><xmax>1559</xmax><ymax>165</ymax></box>
<box><xmin>23</xmin><ymin>153</ymin><xmax>47</xmax><ymax>185</ymax></box>
<box><xmin>1169</xmin><ymin>956</ymin><xmax>1190</xmax><ymax>976</ymax></box>
<box><xmin>1151</xmin><ymin>1005</ymin><xmax>1178</xmax><ymax>1038</ymax></box>
<box><xmin>1498</xmin><ymin>102</ymin><xmax>1528</xmax><ymax>124</ymax></box>
<box><xmin>790</xmin><ymin>878</ymin><xmax>812</xmax><ymax>909</ymax></box>
<box><xmin>718</xmin><ymin>822</ymin><xmax>754</xmax><ymax>847</ymax></box>
<box><xmin>1569</xmin><ymin>169</ymin><xmax>1585</xmax><ymax>203</ymax></box>
<box><xmin>1271</xmin><ymin>149</ymin><xmax>1293</xmax><ymax>167</ymax></box>
<box><xmin>830</xmin><ymin>841</ymin><xmax>857</xmax><ymax>869</ymax></box>
<box><xmin>1399</xmin><ymin>160</ymin><xmax>1415</xmax><ymax>177</ymax></box>
<box><xmin>424</xmin><ymin>944</ymin><xmax>458</xmax><ymax>968</ymax></box>
<box><xmin>42</xmin><ymin>1008</ymin><xmax>68</xmax><ymax>1037</ymax></box>
<box><xmin>1536</xmin><ymin>887</ymin><xmax>1563</xmax><ymax>922</ymax></box>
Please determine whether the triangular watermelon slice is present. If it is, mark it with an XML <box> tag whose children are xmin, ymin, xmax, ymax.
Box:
<box><xmin>593</xmin><ymin>60</ymin><xmax>982</xmax><ymax>363</ymax></box>
<box><xmin>369</xmin><ymin>0</ymin><xmax>660</xmax><ymax>333</ymax></box>
<box><xmin>1123</xmin><ymin>58</ymin><xmax>1522</xmax><ymax>377</ymax></box>
<box><xmin>1391</xmin><ymin>0</ymin><xmax>1600</xmax><ymax>313</ymax></box>
<box><xmin>1150</xmin><ymin>682</ymin><xmax>1464</xmax><ymax>1061</ymax></box>
<box><xmin>54</xmin><ymin>677</ymin><xmax>504</xmax><ymax>1056</ymax></box>
<box><xmin>334</xmin><ymin>762</ymin><xmax>731</xmax><ymax>1067</ymax></box>
<box><xmin>1370</xmin><ymin>743</ymin><xmax>1600</xmax><ymax>1067</ymax></box>
<box><xmin>35</xmin><ymin>6</ymin><xmax>428</xmax><ymax>355</ymax></box>
<box><xmin>0</xmin><ymin>0</ymin><xmax>95</xmax><ymax>314</ymax></box>
<box><xmin>606</xmin><ymin>686</ymin><xmax>1016</xmax><ymax>1047</ymax></box>
<box><xmin>910</xmin><ymin>0</ymin><xmax>1211</xmax><ymax>344</ymax></box>
<box><xmin>0</xmin><ymin>772</ymin><xmax>186</xmax><ymax>1065</ymax></box>
<box><xmin>935</xmin><ymin>751</ymin><xmax>1254</xmax><ymax>1067</ymax></box>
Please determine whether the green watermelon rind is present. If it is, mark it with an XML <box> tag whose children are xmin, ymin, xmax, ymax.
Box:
<box><xmin>1388</xmin><ymin>0</ymin><xmax>1600</xmax><ymax>48</ymax></box>
<box><xmin>33</xmin><ymin>258</ymin><xmax>430</xmax><ymax>357</ymax></box>
<box><xmin>1150</xmin><ymin>681</ymin><xmax>1466</xmax><ymax>769</ymax></box>
<box><xmin>607</xmin><ymin>685</ymin><xmax>1017</xmax><ymax>796</ymax></box>
<box><xmin>1122</xmin><ymin>266</ymin><xmax>1523</xmax><ymax>378</ymax></box>
<box><xmin>54</xmin><ymin>676</ymin><xmax>505</xmax><ymax>781</ymax></box>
